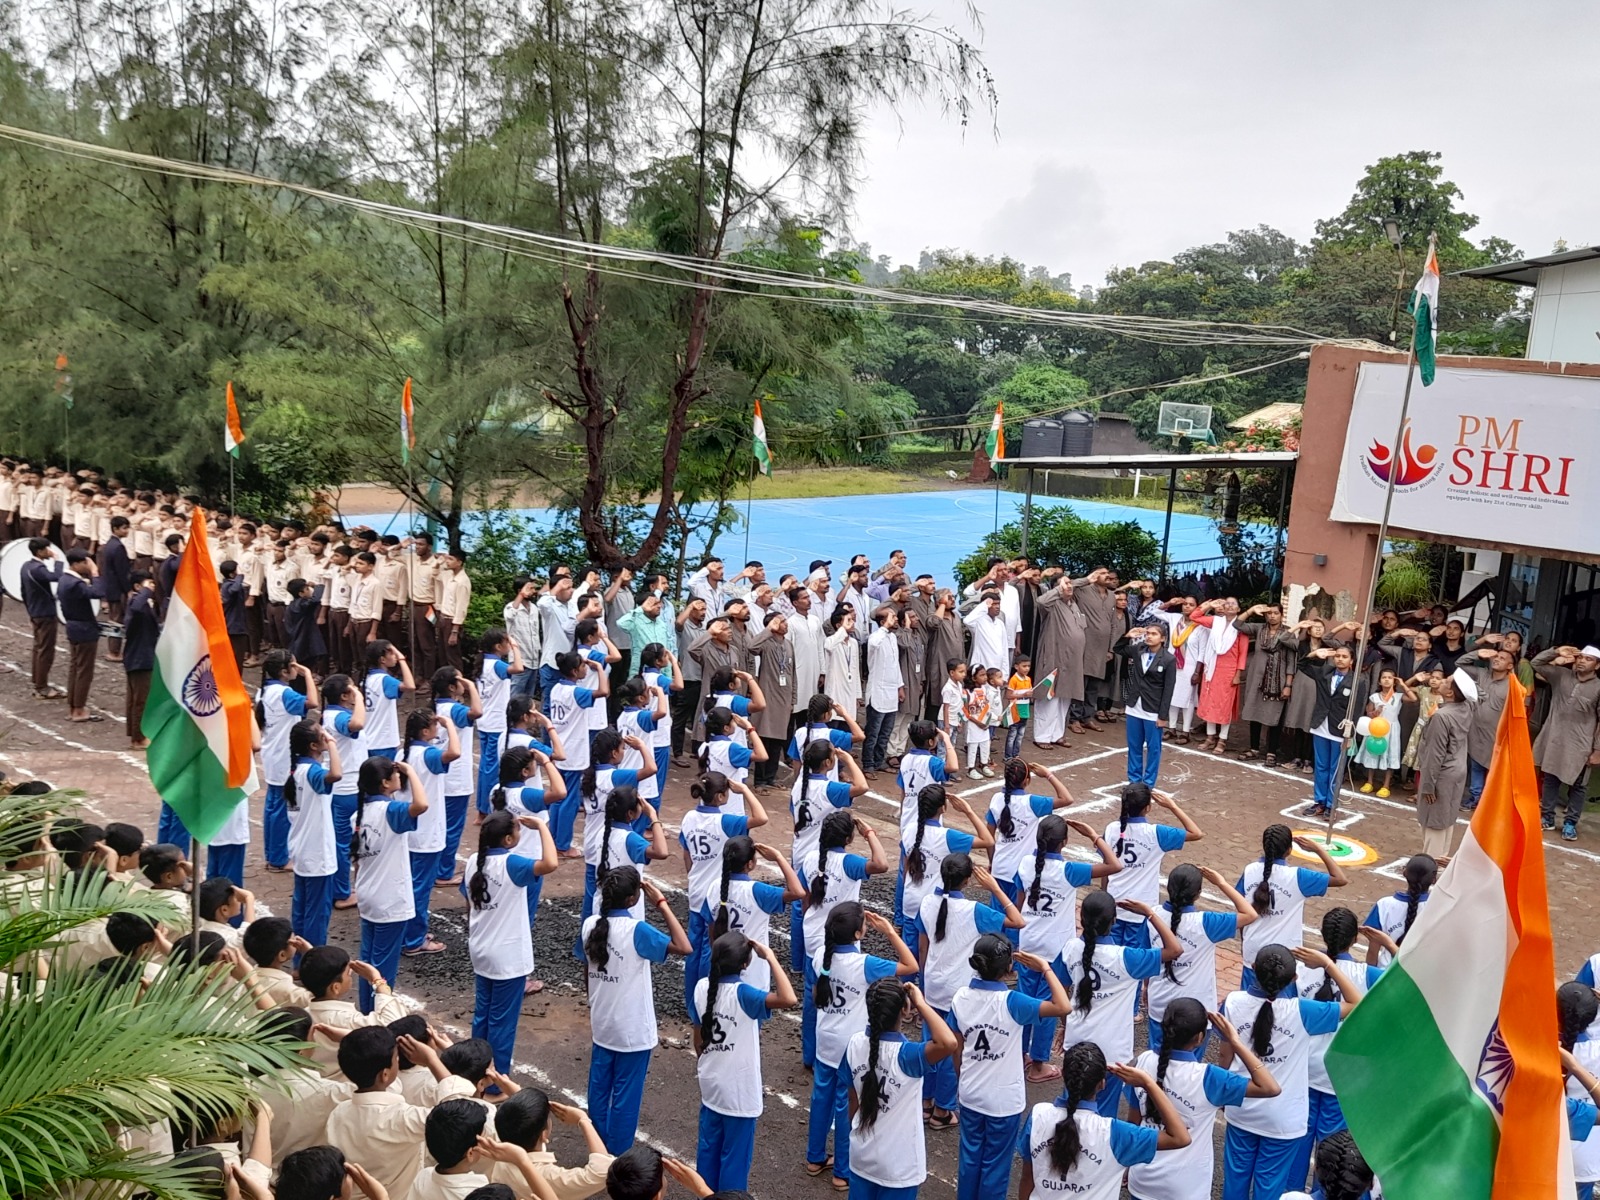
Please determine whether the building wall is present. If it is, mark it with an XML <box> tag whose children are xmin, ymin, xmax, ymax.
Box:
<box><xmin>1283</xmin><ymin>344</ymin><xmax>1600</xmax><ymax>622</ymax></box>
<box><xmin>1528</xmin><ymin>258</ymin><xmax>1600</xmax><ymax>364</ymax></box>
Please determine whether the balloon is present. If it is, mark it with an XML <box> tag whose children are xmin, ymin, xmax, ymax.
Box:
<box><xmin>1368</xmin><ymin>717</ymin><xmax>1391</xmax><ymax>739</ymax></box>
<box><xmin>1365</xmin><ymin>735</ymin><xmax>1388</xmax><ymax>757</ymax></box>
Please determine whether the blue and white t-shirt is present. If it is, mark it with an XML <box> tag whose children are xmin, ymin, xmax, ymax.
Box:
<box><xmin>1222</xmin><ymin>987</ymin><xmax>1343</xmax><ymax>1139</ymax></box>
<box><xmin>1059</xmin><ymin>939</ymin><xmax>1165</xmax><ymax>1066</ymax></box>
<box><xmin>363</xmin><ymin>670</ymin><xmax>404</xmax><ymax>750</ymax></box>
<box><xmin>1237</xmin><ymin>858</ymin><xmax>1331</xmax><ymax>962</ymax></box>
<box><xmin>547</xmin><ymin>679</ymin><xmax>597</xmax><ymax>772</ymax></box>
<box><xmin>1013</xmin><ymin>854</ymin><xmax>1093</xmax><ymax>962</ymax></box>
<box><xmin>679</xmin><ymin>806</ymin><xmax>750</xmax><ymax>913</ymax></box>
<box><xmin>895</xmin><ymin>749</ymin><xmax>949</xmax><ymax>841</ymax></box>
<box><xmin>1020</xmin><ymin>1100</ymin><xmax>1157</xmax><ymax>1200</ymax></box>
<box><xmin>478</xmin><ymin>655</ymin><xmax>513</xmax><ymax>734</ymax></box>
<box><xmin>435</xmin><ymin>698</ymin><xmax>475</xmax><ymax>798</ymax></box>
<box><xmin>1124</xmin><ymin>1048</ymin><xmax>1247</xmax><ymax>1200</ymax></box>
<box><xmin>899</xmin><ymin>822</ymin><xmax>975</xmax><ymax>924</ymax></box>
<box><xmin>949</xmin><ymin>978</ymin><xmax>1044</xmax><ymax>1117</ymax></box>
<box><xmin>285</xmin><ymin>757</ymin><xmax>335</xmax><ymax>877</ymax></box>
<box><xmin>1104</xmin><ymin>817</ymin><xmax>1188</xmax><ymax>925</ymax></box>
<box><xmin>260</xmin><ymin>681</ymin><xmax>308</xmax><ymax>786</ymax></box>
<box><xmin>321</xmin><ymin>706</ymin><xmax>363</xmax><ymax>797</ymax></box>
<box><xmin>465</xmin><ymin>848</ymin><xmax>540</xmax><ymax>979</ymax></box>
<box><xmin>690</xmin><ymin>974</ymin><xmax>771</xmax><ymax>1119</ymax></box>
<box><xmin>581</xmin><ymin>912</ymin><xmax>672</xmax><ymax>1053</ymax></box>
<box><xmin>1146</xmin><ymin>905</ymin><xmax>1241</xmax><ymax>1020</ymax></box>
<box><xmin>985</xmin><ymin>789</ymin><xmax>1057</xmax><ymax>885</ymax></box>
<box><xmin>1364</xmin><ymin>891</ymin><xmax>1430</xmax><ymax>967</ymax></box>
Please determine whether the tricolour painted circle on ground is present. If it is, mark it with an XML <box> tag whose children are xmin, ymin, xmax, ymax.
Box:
<box><xmin>1290</xmin><ymin>830</ymin><xmax>1379</xmax><ymax>867</ymax></box>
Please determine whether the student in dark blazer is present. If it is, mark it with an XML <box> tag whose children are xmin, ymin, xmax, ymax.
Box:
<box><xmin>98</xmin><ymin>515</ymin><xmax>132</xmax><ymax>662</ymax></box>
<box><xmin>122</xmin><ymin>573</ymin><xmax>160</xmax><ymax>749</ymax></box>
<box><xmin>1300</xmin><ymin>644</ymin><xmax>1358</xmax><ymax>817</ymax></box>
<box><xmin>21</xmin><ymin>537</ymin><xmax>64</xmax><ymax>698</ymax></box>
<box><xmin>1115</xmin><ymin>624</ymin><xmax>1178</xmax><ymax>786</ymax></box>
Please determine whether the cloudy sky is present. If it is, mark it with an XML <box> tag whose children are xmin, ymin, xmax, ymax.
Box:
<box><xmin>849</xmin><ymin>0</ymin><xmax>1597</xmax><ymax>286</ymax></box>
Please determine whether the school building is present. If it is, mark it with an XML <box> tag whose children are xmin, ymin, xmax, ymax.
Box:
<box><xmin>1283</xmin><ymin>246</ymin><xmax>1600</xmax><ymax>649</ymax></box>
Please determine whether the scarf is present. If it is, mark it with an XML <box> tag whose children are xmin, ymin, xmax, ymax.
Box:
<box><xmin>1257</xmin><ymin>626</ymin><xmax>1287</xmax><ymax>698</ymax></box>
<box><xmin>1198</xmin><ymin>617</ymin><xmax>1238</xmax><ymax>683</ymax></box>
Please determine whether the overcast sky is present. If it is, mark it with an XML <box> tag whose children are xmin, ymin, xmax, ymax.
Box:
<box><xmin>849</xmin><ymin>0</ymin><xmax>1598</xmax><ymax>286</ymax></box>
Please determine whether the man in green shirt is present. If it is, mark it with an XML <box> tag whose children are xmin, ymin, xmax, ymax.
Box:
<box><xmin>616</xmin><ymin>590</ymin><xmax>676</xmax><ymax>677</ymax></box>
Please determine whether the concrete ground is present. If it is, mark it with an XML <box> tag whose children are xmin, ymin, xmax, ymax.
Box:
<box><xmin>5</xmin><ymin>612</ymin><xmax>1596</xmax><ymax>1199</ymax></box>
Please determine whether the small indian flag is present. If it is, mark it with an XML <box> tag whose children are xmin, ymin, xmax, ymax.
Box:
<box><xmin>401</xmin><ymin>377</ymin><xmax>415</xmax><ymax>466</ymax></box>
<box><xmin>225</xmin><ymin>381</ymin><xmax>246</xmax><ymax>458</ymax></box>
<box><xmin>1038</xmin><ymin>668</ymin><xmax>1057</xmax><ymax>701</ymax></box>
<box><xmin>1409</xmin><ymin>233</ymin><xmax>1440</xmax><ymax>386</ymax></box>
<box><xmin>986</xmin><ymin>400</ymin><xmax>1005</xmax><ymax>467</ymax></box>
<box><xmin>141</xmin><ymin>508</ymin><xmax>257</xmax><ymax>844</ymax></box>
<box><xmin>1325</xmin><ymin>673</ymin><xmax>1568</xmax><ymax>1200</ymax></box>
<box><xmin>752</xmin><ymin>397</ymin><xmax>773</xmax><ymax>477</ymax></box>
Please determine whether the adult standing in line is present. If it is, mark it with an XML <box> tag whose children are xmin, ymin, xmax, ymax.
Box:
<box><xmin>1147</xmin><ymin>596</ymin><xmax>1200</xmax><ymax>744</ymax></box>
<box><xmin>1414</xmin><ymin>669</ymin><xmax>1474</xmax><ymax>856</ymax></box>
<box><xmin>21</xmin><ymin>537</ymin><xmax>64</xmax><ymax>699</ymax></box>
<box><xmin>156</xmin><ymin>531</ymin><xmax>184</xmax><ymax>617</ymax></box>
<box><xmin>905</xmin><ymin>574</ymin><xmax>936</xmax><ymax>627</ymax></box>
<box><xmin>502</xmin><ymin>576</ymin><xmax>543</xmax><ymax>701</ymax></box>
<box><xmin>1028</xmin><ymin>571</ymin><xmax>1087</xmax><ymax>749</ymax></box>
<box><xmin>862</xmin><ymin>606</ymin><xmax>903</xmax><ymax>778</ymax></box>
<box><xmin>1188</xmin><ymin>597</ymin><xmax>1248</xmax><ymax>753</ymax></box>
<box><xmin>786</xmin><ymin>587</ymin><xmax>827</xmax><ymax>716</ymax></box>
<box><xmin>746</xmin><ymin>611</ymin><xmax>796</xmax><ymax>790</ymax></box>
<box><xmin>123</xmin><ymin>572</ymin><xmax>159</xmax><ymax>748</ymax></box>
<box><xmin>1235</xmin><ymin>602</ymin><xmax>1297</xmax><ymax>766</ymax></box>
<box><xmin>1012</xmin><ymin>560</ymin><xmax>1041</xmax><ymax>660</ymax></box>
<box><xmin>1531</xmin><ymin>644</ymin><xmax>1600</xmax><ymax>841</ymax></box>
<box><xmin>962</xmin><ymin>559</ymin><xmax>1021</xmax><ymax>655</ymax></box>
<box><xmin>822</xmin><ymin>605</ymin><xmax>863</xmax><ymax>726</ymax></box>
<box><xmin>887</xmin><ymin>603</ymin><xmax>926</xmax><ymax>763</ymax></box>
<box><xmin>58</xmin><ymin>548</ymin><xmax>103</xmax><ymax>724</ymax></box>
<box><xmin>537</xmin><ymin>574</ymin><xmax>578</xmax><ymax>709</ymax></box>
<box><xmin>604</xmin><ymin>567</ymin><xmax>636</xmax><ymax>717</ymax></box>
<box><xmin>435</xmin><ymin>550</ymin><xmax>471</xmax><ymax>671</ymax></box>
<box><xmin>838</xmin><ymin>564</ymin><xmax>875</xmax><ymax>648</ymax></box>
<box><xmin>723</xmin><ymin>597</ymin><xmax>756</xmax><ymax>675</ymax></box>
<box><xmin>673</xmin><ymin>596</ymin><xmax>708</xmax><ymax>765</ymax></box>
<box><xmin>98</xmin><ymin>515</ymin><xmax>132</xmax><ymax>663</ymax></box>
<box><xmin>616</xmin><ymin>587</ymin><xmax>675</xmax><ymax>679</ymax></box>
<box><xmin>921</xmin><ymin>589</ymin><xmax>963</xmax><ymax>721</ymax></box>
<box><xmin>1072</xmin><ymin>567</ymin><xmax>1120</xmax><ymax>730</ymax></box>
<box><xmin>689</xmin><ymin>615</ymin><xmax>744</xmax><ymax>744</ymax></box>
<box><xmin>1455</xmin><ymin>638</ymin><xmax>1513</xmax><ymax>813</ymax></box>
<box><xmin>688</xmin><ymin>557</ymin><xmax>728</xmax><ymax>616</ymax></box>
<box><xmin>962</xmin><ymin>591</ymin><xmax>1010</xmax><ymax>675</ymax></box>
<box><xmin>1374</xmin><ymin>627</ymin><xmax>1441</xmax><ymax>782</ymax></box>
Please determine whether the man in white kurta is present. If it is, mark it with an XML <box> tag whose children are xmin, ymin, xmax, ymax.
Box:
<box><xmin>863</xmin><ymin>607</ymin><xmax>904</xmax><ymax>775</ymax></box>
<box><xmin>963</xmin><ymin>592</ymin><xmax>1011</xmax><ymax>673</ymax></box>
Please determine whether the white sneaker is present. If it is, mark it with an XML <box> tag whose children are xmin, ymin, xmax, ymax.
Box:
<box><xmin>968</xmin><ymin>768</ymin><xmax>983</xmax><ymax>781</ymax></box>
<box><xmin>981</xmin><ymin>765</ymin><xmax>996</xmax><ymax>778</ymax></box>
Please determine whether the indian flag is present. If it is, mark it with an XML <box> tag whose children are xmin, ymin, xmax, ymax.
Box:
<box><xmin>141</xmin><ymin>508</ymin><xmax>257</xmax><ymax>844</ymax></box>
<box><xmin>753</xmin><ymin>397</ymin><xmax>773</xmax><ymax>477</ymax></box>
<box><xmin>1325</xmin><ymin>673</ymin><xmax>1567</xmax><ymax>1199</ymax></box>
<box><xmin>225</xmin><ymin>381</ymin><xmax>246</xmax><ymax>457</ymax></box>
<box><xmin>1409</xmin><ymin>234</ymin><xmax>1440</xmax><ymax>386</ymax></box>
<box><xmin>401</xmin><ymin>377</ymin><xmax>415</xmax><ymax>466</ymax></box>
<box><xmin>986</xmin><ymin>400</ymin><xmax>1005</xmax><ymax>467</ymax></box>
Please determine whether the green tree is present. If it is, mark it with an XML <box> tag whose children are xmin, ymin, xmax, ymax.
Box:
<box><xmin>971</xmin><ymin>361</ymin><xmax>1094</xmax><ymax>447</ymax></box>
<box><xmin>955</xmin><ymin>503</ymin><xmax>1160</xmax><ymax>587</ymax></box>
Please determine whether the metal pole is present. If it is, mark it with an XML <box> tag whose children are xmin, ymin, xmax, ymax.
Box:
<box><xmin>1271</xmin><ymin>464</ymin><xmax>1290</xmax><ymax>595</ymax></box>
<box><xmin>1020</xmin><ymin>468</ymin><xmax>1035</xmax><ymax>557</ymax></box>
<box><xmin>992</xmin><ymin>467</ymin><xmax>1001</xmax><ymax>533</ymax></box>
<box><xmin>229</xmin><ymin>454</ymin><xmax>236</xmax><ymax>517</ymax></box>
<box><xmin>742</xmin><ymin>475</ymin><xmax>753</xmax><ymax>563</ymax></box>
<box><xmin>1327</xmin><ymin>332</ymin><xmax>1423</xmax><ymax>845</ymax></box>
<box><xmin>1160</xmin><ymin>468</ymin><xmax>1177</xmax><ymax>584</ymax></box>
<box><xmin>189</xmin><ymin>836</ymin><xmax>201</xmax><ymax>956</ymax></box>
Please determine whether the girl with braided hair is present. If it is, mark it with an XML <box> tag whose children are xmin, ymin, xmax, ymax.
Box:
<box><xmin>800</xmin><ymin>812</ymin><xmax>888</xmax><ymax>977</ymax></box>
<box><xmin>615</xmin><ymin>676</ymin><xmax>668</xmax><ymax>804</ymax></box>
<box><xmin>845</xmin><ymin>979</ymin><xmax>958</xmax><ymax>1198</ymax></box>
<box><xmin>546</xmin><ymin>648</ymin><xmax>609</xmax><ymax>854</ymax></box>
<box><xmin>352</xmin><ymin>756</ymin><xmax>426</xmax><ymax>1010</ymax></box>
<box><xmin>1061</xmin><ymin>889</ymin><xmax>1181</xmax><ymax>1115</ymax></box>
<box><xmin>984</xmin><ymin>759</ymin><xmax>1073</xmax><ymax>915</ymax></box>
<box><xmin>464</xmin><ymin>808</ymin><xmax>556</xmax><ymax>1071</ymax></box>
<box><xmin>574</xmin><ymin>732</ymin><xmax>657</xmax><ymax>952</ymax></box>
<box><xmin>689</xmin><ymin>931</ymin><xmax>797</xmax><ymax>1192</ymax></box>
<box><xmin>429</xmin><ymin>665</ymin><xmax>481</xmax><ymax>894</ymax></box>
<box><xmin>1293</xmin><ymin>1129</ymin><xmax>1375</xmax><ymax>1200</ymax></box>
<box><xmin>1559</xmin><ymin>982</ymin><xmax>1600</xmax><ymax>1200</ymax></box>
<box><xmin>580</xmin><ymin>865</ymin><xmax>692</xmax><ymax>1155</ymax></box>
<box><xmin>1219</xmin><ymin>943</ymin><xmax>1358</xmax><ymax>1200</ymax></box>
<box><xmin>318</xmin><ymin>673</ymin><xmax>367</xmax><ymax>909</ymax></box>
<box><xmin>806</xmin><ymin>903</ymin><xmax>917</xmax><ymax>1189</ymax></box>
<box><xmin>1294</xmin><ymin>908</ymin><xmax>1384</xmax><ymax>1160</ymax></box>
<box><xmin>588</xmin><ymin>786</ymin><xmax>669</xmax><ymax>921</ymax></box>
<box><xmin>1018</xmin><ymin>1041</ymin><xmax>1189</xmax><ymax>1200</ymax></box>
<box><xmin>285</xmin><ymin>718</ymin><xmax>345</xmax><ymax>951</ymax></box>
<box><xmin>488</xmin><ymin>745</ymin><xmax>566</xmax><ymax>913</ymax></box>
<box><xmin>788</xmin><ymin>736</ymin><xmax>868</xmax><ymax>1069</ymax></box>
<box><xmin>704</xmin><ymin>835</ymin><xmax>803</xmax><ymax>990</ymax></box>
<box><xmin>1237</xmin><ymin>823</ymin><xmax>1347</xmax><ymax>990</ymax></box>
<box><xmin>399</xmin><ymin>708</ymin><xmax>457</xmax><ymax>958</ymax></box>
<box><xmin>898</xmin><ymin>783</ymin><xmax>993</xmax><ymax>944</ymax></box>
<box><xmin>949</xmin><ymin>936</ymin><xmax>1070</xmax><ymax>1200</ymax></box>
<box><xmin>681</xmin><ymin>771</ymin><xmax>768</xmax><ymax>1013</ymax></box>
<box><xmin>915</xmin><ymin>853</ymin><xmax>1024</xmax><ymax>1130</ymax></box>
<box><xmin>1014</xmin><ymin>816</ymin><xmax>1121</xmax><ymax>1083</ymax></box>
<box><xmin>1147</xmin><ymin>864</ymin><xmax>1259</xmax><ymax>1054</ymax></box>
<box><xmin>1103</xmin><ymin>784</ymin><xmax>1203</xmax><ymax>948</ymax></box>
<box><xmin>786</xmin><ymin>692</ymin><xmax>861</xmax><ymax>779</ymax></box>
<box><xmin>894</xmin><ymin>720</ymin><xmax>957</xmax><ymax>842</ymax></box>
<box><xmin>1362</xmin><ymin>852</ymin><xmax>1437</xmax><ymax>967</ymax></box>
<box><xmin>699</xmin><ymin>705</ymin><xmax>764</xmax><ymax>787</ymax></box>
<box><xmin>1126</xmin><ymin>1000</ymin><xmax>1280</xmax><ymax>1200</ymax></box>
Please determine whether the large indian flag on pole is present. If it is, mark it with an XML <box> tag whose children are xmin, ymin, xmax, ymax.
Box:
<box><xmin>1408</xmin><ymin>234</ymin><xmax>1440</xmax><ymax>386</ymax></box>
<box><xmin>986</xmin><ymin>400</ymin><xmax>1005</xmax><ymax>467</ymax></box>
<box><xmin>141</xmin><ymin>508</ymin><xmax>257</xmax><ymax>844</ymax></box>
<box><xmin>752</xmin><ymin>397</ymin><xmax>773</xmax><ymax>477</ymax></box>
<box><xmin>1325</xmin><ymin>673</ymin><xmax>1567</xmax><ymax>1199</ymax></box>
<box><xmin>224</xmin><ymin>381</ymin><xmax>246</xmax><ymax>457</ymax></box>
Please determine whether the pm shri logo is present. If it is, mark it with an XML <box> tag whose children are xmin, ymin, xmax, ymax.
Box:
<box><xmin>182</xmin><ymin>656</ymin><xmax>224</xmax><ymax>717</ymax></box>
<box><xmin>1364</xmin><ymin>419</ymin><xmax>1440</xmax><ymax>488</ymax></box>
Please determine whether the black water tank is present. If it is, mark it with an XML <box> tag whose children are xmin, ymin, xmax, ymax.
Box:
<box><xmin>1062</xmin><ymin>411</ymin><xmax>1094</xmax><ymax>456</ymax></box>
<box><xmin>1021</xmin><ymin>418</ymin><xmax>1065</xmax><ymax>458</ymax></box>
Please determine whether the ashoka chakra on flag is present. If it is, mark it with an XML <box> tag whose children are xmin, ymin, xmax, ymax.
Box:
<box><xmin>182</xmin><ymin>655</ymin><xmax>224</xmax><ymax>717</ymax></box>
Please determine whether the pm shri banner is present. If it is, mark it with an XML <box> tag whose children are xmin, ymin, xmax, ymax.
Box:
<box><xmin>1330</xmin><ymin>362</ymin><xmax>1600</xmax><ymax>556</ymax></box>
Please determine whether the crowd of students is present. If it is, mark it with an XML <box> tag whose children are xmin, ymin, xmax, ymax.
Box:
<box><xmin>8</xmin><ymin>465</ymin><xmax>1600</xmax><ymax>1200</ymax></box>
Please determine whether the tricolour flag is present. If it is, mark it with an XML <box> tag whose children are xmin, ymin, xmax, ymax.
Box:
<box><xmin>225</xmin><ymin>381</ymin><xmax>246</xmax><ymax>457</ymax></box>
<box><xmin>1408</xmin><ymin>234</ymin><xmax>1440</xmax><ymax>386</ymax></box>
<box><xmin>401</xmin><ymin>377</ymin><xmax>415</xmax><ymax>466</ymax></box>
<box><xmin>1325</xmin><ymin>673</ymin><xmax>1567</xmax><ymax>1200</ymax></box>
<box><xmin>141</xmin><ymin>508</ymin><xmax>257</xmax><ymax>845</ymax></box>
<box><xmin>1037</xmin><ymin>668</ymin><xmax>1057</xmax><ymax>701</ymax></box>
<box><xmin>986</xmin><ymin>401</ymin><xmax>1005</xmax><ymax>467</ymax></box>
<box><xmin>753</xmin><ymin>397</ymin><xmax>773</xmax><ymax>477</ymax></box>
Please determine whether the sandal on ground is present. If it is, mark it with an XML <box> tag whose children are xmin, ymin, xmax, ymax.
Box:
<box><xmin>333</xmin><ymin>897</ymin><xmax>359</xmax><ymax>910</ymax></box>
<box><xmin>830</xmin><ymin>1177</ymin><xmax>850</xmax><ymax>1192</ymax></box>
<box><xmin>1239</xmin><ymin>749</ymin><xmax>1260</xmax><ymax>760</ymax></box>
<box><xmin>402</xmin><ymin>938</ymin><xmax>446</xmax><ymax>956</ymax></box>
<box><xmin>1025</xmin><ymin>1062</ymin><xmax>1062</xmax><ymax>1083</ymax></box>
<box><xmin>926</xmin><ymin>1109</ymin><xmax>959</xmax><ymax>1130</ymax></box>
<box><xmin>805</xmin><ymin>1158</ymin><xmax>834</xmax><ymax>1178</ymax></box>
<box><xmin>1264</xmin><ymin>754</ymin><xmax>1278</xmax><ymax>767</ymax></box>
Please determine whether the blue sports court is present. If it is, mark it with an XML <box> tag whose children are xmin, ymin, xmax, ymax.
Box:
<box><xmin>347</xmin><ymin>489</ymin><xmax>1235</xmax><ymax>587</ymax></box>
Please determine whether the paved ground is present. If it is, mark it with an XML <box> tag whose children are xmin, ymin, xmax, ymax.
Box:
<box><xmin>6</xmin><ymin>610</ymin><xmax>1598</xmax><ymax>1199</ymax></box>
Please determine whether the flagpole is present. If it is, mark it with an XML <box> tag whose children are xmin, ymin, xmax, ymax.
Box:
<box><xmin>742</xmin><ymin>474</ymin><xmax>753</xmax><ymax>564</ymax></box>
<box><xmin>1326</xmin><ymin>232</ymin><xmax>1434</xmax><ymax>848</ymax></box>
<box><xmin>189</xmin><ymin>835</ymin><xmax>201</xmax><ymax>955</ymax></box>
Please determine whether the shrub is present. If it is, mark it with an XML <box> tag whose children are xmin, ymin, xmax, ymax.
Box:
<box><xmin>955</xmin><ymin>503</ymin><xmax>1160</xmax><ymax>588</ymax></box>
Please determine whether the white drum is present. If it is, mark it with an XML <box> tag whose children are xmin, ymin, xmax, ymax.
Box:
<box><xmin>0</xmin><ymin>540</ymin><xmax>100</xmax><ymax>620</ymax></box>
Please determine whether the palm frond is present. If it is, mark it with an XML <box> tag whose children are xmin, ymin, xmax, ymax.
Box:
<box><xmin>0</xmin><ymin>789</ymin><xmax>88</xmax><ymax>866</ymax></box>
<box><xmin>1</xmin><ymin>867</ymin><xmax>193</xmax><ymax>970</ymax></box>
<box><xmin>0</xmin><ymin>961</ymin><xmax>303</xmax><ymax>1200</ymax></box>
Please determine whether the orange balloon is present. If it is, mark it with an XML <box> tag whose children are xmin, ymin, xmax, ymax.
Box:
<box><xmin>1368</xmin><ymin>717</ymin><xmax>1390</xmax><ymax>738</ymax></box>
